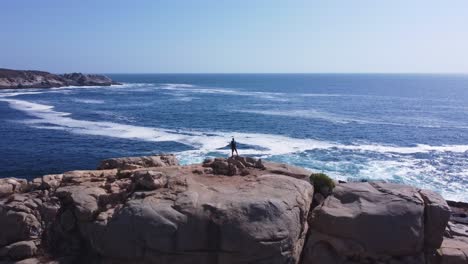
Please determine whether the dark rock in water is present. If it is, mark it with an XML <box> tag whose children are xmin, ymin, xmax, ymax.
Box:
<box><xmin>60</xmin><ymin>72</ymin><xmax>119</xmax><ymax>86</ymax></box>
<box><xmin>0</xmin><ymin>68</ymin><xmax>120</xmax><ymax>89</ymax></box>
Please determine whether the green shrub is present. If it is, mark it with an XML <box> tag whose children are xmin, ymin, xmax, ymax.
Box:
<box><xmin>309</xmin><ymin>173</ymin><xmax>335</xmax><ymax>194</ymax></box>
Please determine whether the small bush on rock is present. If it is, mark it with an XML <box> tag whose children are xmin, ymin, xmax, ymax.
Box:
<box><xmin>310</xmin><ymin>173</ymin><xmax>335</xmax><ymax>196</ymax></box>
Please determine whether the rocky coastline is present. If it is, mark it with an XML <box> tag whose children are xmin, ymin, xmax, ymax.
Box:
<box><xmin>0</xmin><ymin>68</ymin><xmax>120</xmax><ymax>89</ymax></box>
<box><xmin>0</xmin><ymin>155</ymin><xmax>467</xmax><ymax>264</ymax></box>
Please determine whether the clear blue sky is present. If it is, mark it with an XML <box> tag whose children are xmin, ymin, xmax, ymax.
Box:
<box><xmin>1</xmin><ymin>0</ymin><xmax>467</xmax><ymax>73</ymax></box>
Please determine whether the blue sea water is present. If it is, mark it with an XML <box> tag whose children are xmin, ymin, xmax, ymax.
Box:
<box><xmin>1</xmin><ymin>74</ymin><xmax>468</xmax><ymax>201</ymax></box>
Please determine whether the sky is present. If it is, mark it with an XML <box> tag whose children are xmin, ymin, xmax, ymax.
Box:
<box><xmin>0</xmin><ymin>0</ymin><xmax>467</xmax><ymax>73</ymax></box>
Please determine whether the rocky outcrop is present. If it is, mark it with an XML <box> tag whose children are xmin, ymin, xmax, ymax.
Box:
<box><xmin>60</xmin><ymin>73</ymin><xmax>118</xmax><ymax>87</ymax></box>
<box><xmin>98</xmin><ymin>154</ymin><xmax>179</xmax><ymax>170</ymax></box>
<box><xmin>0</xmin><ymin>68</ymin><xmax>120</xmax><ymax>89</ymax></box>
<box><xmin>0</xmin><ymin>178</ymin><xmax>28</xmax><ymax>197</ymax></box>
<box><xmin>202</xmin><ymin>156</ymin><xmax>311</xmax><ymax>179</ymax></box>
<box><xmin>0</xmin><ymin>154</ymin><xmax>463</xmax><ymax>264</ymax></box>
<box><xmin>302</xmin><ymin>182</ymin><xmax>452</xmax><ymax>264</ymax></box>
<box><xmin>0</xmin><ymin>155</ymin><xmax>313</xmax><ymax>263</ymax></box>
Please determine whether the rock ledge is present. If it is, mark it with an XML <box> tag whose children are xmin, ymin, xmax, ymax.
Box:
<box><xmin>0</xmin><ymin>155</ymin><xmax>465</xmax><ymax>264</ymax></box>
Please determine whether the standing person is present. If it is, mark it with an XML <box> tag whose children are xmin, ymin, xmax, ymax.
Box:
<box><xmin>230</xmin><ymin>137</ymin><xmax>239</xmax><ymax>156</ymax></box>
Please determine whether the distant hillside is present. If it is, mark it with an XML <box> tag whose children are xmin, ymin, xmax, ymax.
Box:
<box><xmin>0</xmin><ymin>68</ymin><xmax>120</xmax><ymax>89</ymax></box>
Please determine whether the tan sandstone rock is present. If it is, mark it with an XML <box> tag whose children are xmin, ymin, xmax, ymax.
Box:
<box><xmin>72</xmin><ymin>166</ymin><xmax>313</xmax><ymax>263</ymax></box>
<box><xmin>98</xmin><ymin>154</ymin><xmax>178</xmax><ymax>170</ymax></box>
<box><xmin>437</xmin><ymin>238</ymin><xmax>468</xmax><ymax>264</ymax></box>
<box><xmin>0</xmin><ymin>178</ymin><xmax>28</xmax><ymax>197</ymax></box>
<box><xmin>0</xmin><ymin>155</ymin><xmax>462</xmax><ymax>264</ymax></box>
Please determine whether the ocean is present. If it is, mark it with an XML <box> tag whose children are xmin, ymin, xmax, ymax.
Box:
<box><xmin>1</xmin><ymin>74</ymin><xmax>467</xmax><ymax>201</ymax></box>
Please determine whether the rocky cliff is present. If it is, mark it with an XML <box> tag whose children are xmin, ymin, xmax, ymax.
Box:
<box><xmin>0</xmin><ymin>155</ymin><xmax>467</xmax><ymax>264</ymax></box>
<box><xmin>0</xmin><ymin>68</ymin><xmax>120</xmax><ymax>89</ymax></box>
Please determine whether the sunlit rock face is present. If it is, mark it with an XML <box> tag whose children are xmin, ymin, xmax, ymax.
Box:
<box><xmin>0</xmin><ymin>155</ymin><xmax>313</xmax><ymax>263</ymax></box>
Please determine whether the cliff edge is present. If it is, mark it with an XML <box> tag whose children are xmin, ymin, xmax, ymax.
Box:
<box><xmin>0</xmin><ymin>155</ymin><xmax>466</xmax><ymax>264</ymax></box>
<box><xmin>0</xmin><ymin>68</ymin><xmax>120</xmax><ymax>89</ymax></box>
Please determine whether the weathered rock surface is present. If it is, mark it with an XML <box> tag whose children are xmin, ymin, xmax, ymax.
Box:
<box><xmin>302</xmin><ymin>182</ymin><xmax>452</xmax><ymax>264</ymax></box>
<box><xmin>0</xmin><ymin>154</ymin><xmax>463</xmax><ymax>264</ymax></box>
<box><xmin>420</xmin><ymin>189</ymin><xmax>452</xmax><ymax>249</ymax></box>
<box><xmin>98</xmin><ymin>154</ymin><xmax>179</xmax><ymax>170</ymax></box>
<box><xmin>0</xmin><ymin>178</ymin><xmax>28</xmax><ymax>197</ymax></box>
<box><xmin>0</xmin><ymin>68</ymin><xmax>120</xmax><ymax>89</ymax></box>
<box><xmin>437</xmin><ymin>238</ymin><xmax>468</xmax><ymax>264</ymax></box>
<box><xmin>0</xmin><ymin>240</ymin><xmax>38</xmax><ymax>260</ymax></box>
<box><xmin>0</xmin><ymin>155</ymin><xmax>314</xmax><ymax>263</ymax></box>
<box><xmin>60</xmin><ymin>72</ymin><xmax>118</xmax><ymax>86</ymax></box>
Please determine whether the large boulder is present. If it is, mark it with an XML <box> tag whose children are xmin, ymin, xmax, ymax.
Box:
<box><xmin>420</xmin><ymin>189</ymin><xmax>451</xmax><ymax>249</ymax></box>
<box><xmin>133</xmin><ymin>170</ymin><xmax>168</xmax><ymax>190</ymax></box>
<box><xmin>0</xmin><ymin>178</ymin><xmax>28</xmax><ymax>197</ymax></box>
<box><xmin>98</xmin><ymin>154</ymin><xmax>179</xmax><ymax>170</ymax></box>
<box><xmin>0</xmin><ymin>191</ymin><xmax>60</xmax><ymax>262</ymax></box>
<box><xmin>436</xmin><ymin>238</ymin><xmax>468</xmax><ymax>264</ymax></box>
<box><xmin>55</xmin><ymin>185</ymin><xmax>107</xmax><ymax>222</ymax></box>
<box><xmin>203</xmin><ymin>156</ymin><xmax>311</xmax><ymax>180</ymax></box>
<box><xmin>76</xmin><ymin>170</ymin><xmax>313</xmax><ymax>263</ymax></box>
<box><xmin>0</xmin><ymin>193</ymin><xmax>43</xmax><ymax>248</ymax></box>
<box><xmin>0</xmin><ymin>155</ymin><xmax>314</xmax><ymax>263</ymax></box>
<box><xmin>303</xmin><ymin>182</ymin><xmax>451</xmax><ymax>263</ymax></box>
<box><xmin>0</xmin><ymin>240</ymin><xmax>38</xmax><ymax>260</ymax></box>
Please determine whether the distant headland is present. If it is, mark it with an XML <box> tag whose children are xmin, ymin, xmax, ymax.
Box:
<box><xmin>0</xmin><ymin>68</ymin><xmax>121</xmax><ymax>89</ymax></box>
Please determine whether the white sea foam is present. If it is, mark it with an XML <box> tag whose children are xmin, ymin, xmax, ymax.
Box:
<box><xmin>158</xmin><ymin>84</ymin><xmax>290</xmax><ymax>101</ymax></box>
<box><xmin>235</xmin><ymin>109</ymin><xmax>374</xmax><ymax>124</ymax></box>
<box><xmin>235</xmin><ymin>109</ymin><xmax>468</xmax><ymax>129</ymax></box>
<box><xmin>1</xmin><ymin>98</ymin><xmax>468</xmax><ymax>157</ymax></box>
<box><xmin>163</xmin><ymin>83</ymin><xmax>196</xmax><ymax>88</ymax></box>
<box><xmin>72</xmin><ymin>98</ymin><xmax>105</xmax><ymax>104</ymax></box>
<box><xmin>0</xmin><ymin>83</ymin><xmax>151</xmax><ymax>98</ymax></box>
<box><xmin>173</xmin><ymin>97</ymin><xmax>199</xmax><ymax>102</ymax></box>
<box><xmin>0</xmin><ymin>91</ymin><xmax>45</xmax><ymax>98</ymax></box>
<box><xmin>2</xmin><ymin>96</ymin><xmax>468</xmax><ymax>201</ymax></box>
<box><xmin>50</xmin><ymin>83</ymin><xmax>150</xmax><ymax>90</ymax></box>
<box><xmin>301</xmin><ymin>93</ymin><xmax>350</xmax><ymax>97</ymax></box>
<box><xmin>351</xmin><ymin>158</ymin><xmax>468</xmax><ymax>201</ymax></box>
<box><xmin>267</xmin><ymin>152</ymin><xmax>468</xmax><ymax>201</ymax></box>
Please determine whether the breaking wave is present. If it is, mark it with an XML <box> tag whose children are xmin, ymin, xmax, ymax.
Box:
<box><xmin>1</xmin><ymin>98</ymin><xmax>467</xmax><ymax>157</ymax></box>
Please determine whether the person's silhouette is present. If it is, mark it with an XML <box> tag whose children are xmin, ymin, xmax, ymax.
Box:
<box><xmin>230</xmin><ymin>137</ymin><xmax>239</xmax><ymax>156</ymax></box>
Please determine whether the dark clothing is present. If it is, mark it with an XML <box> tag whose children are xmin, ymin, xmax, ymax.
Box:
<box><xmin>230</xmin><ymin>140</ymin><xmax>237</xmax><ymax>150</ymax></box>
<box><xmin>230</xmin><ymin>139</ymin><xmax>238</xmax><ymax>156</ymax></box>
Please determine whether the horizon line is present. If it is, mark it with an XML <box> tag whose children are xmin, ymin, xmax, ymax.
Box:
<box><xmin>97</xmin><ymin>72</ymin><xmax>468</xmax><ymax>75</ymax></box>
<box><xmin>2</xmin><ymin>67</ymin><xmax>468</xmax><ymax>75</ymax></box>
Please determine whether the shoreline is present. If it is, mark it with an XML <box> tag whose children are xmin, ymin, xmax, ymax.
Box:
<box><xmin>0</xmin><ymin>68</ymin><xmax>120</xmax><ymax>89</ymax></box>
